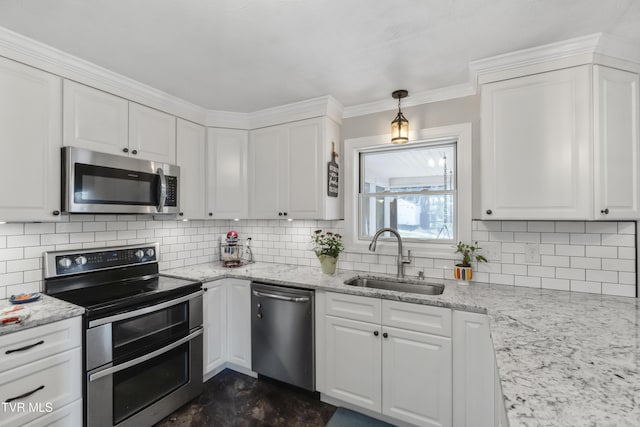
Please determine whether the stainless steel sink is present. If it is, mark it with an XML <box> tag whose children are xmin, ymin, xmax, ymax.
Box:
<box><xmin>344</xmin><ymin>277</ymin><xmax>444</xmax><ymax>295</ymax></box>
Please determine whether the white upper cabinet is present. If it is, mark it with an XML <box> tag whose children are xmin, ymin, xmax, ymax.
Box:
<box><xmin>176</xmin><ymin>119</ymin><xmax>206</xmax><ymax>219</ymax></box>
<box><xmin>479</xmin><ymin>64</ymin><xmax>640</xmax><ymax>220</ymax></box>
<box><xmin>480</xmin><ymin>65</ymin><xmax>592</xmax><ymax>220</ymax></box>
<box><xmin>63</xmin><ymin>80</ymin><xmax>129</xmax><ymax>155</ymax></box>
<box><xmin>249</xmin><ymin>126</ymin><xmax>287</xmax><ymax>218</ymax></box>
<box><xmin>249</xmin><ymin>117</ymin><xmax>342</xmax><ymax>220</ymax></box>
<box><xmin>593</xmin><ymin>66</ymin><xmax>640</xmax><ymax>219</ymax></box>
<box><xmin>206</xmin><ymin>128</ymin><xmax>249</xmax><ymax>219</ymax></box>
<box><xmin>0</xmin><ymin>57</ymin><xmax>63</xmax><ymax>222</ymax></box>
<box><xmin>129</xmin><ymin>102</ymin><xmax>177</xmax><ymax>164</ymax></box>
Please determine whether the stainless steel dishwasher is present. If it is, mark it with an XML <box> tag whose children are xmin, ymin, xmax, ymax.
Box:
<box><xmin>251</xmin><ymin>282</ymin><xmax>315</xmax><ymax>391</ymax></box>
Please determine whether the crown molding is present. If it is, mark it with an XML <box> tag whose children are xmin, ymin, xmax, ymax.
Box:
<box><xmin>469</xmin><ymin>33</ymin><xmax>640</xmax><ymax>86</ymax></box>
<box><xmin>0</xmin><ymin>26</ymin><xmax>209</xmax><ymax>124</ymax></box>
<box><xmin>248</xmin><ymin>95</ymin><xmax>344</xmax><ymax>129</ymax></box>
<box><xmin>342</xmin><ymin>83</ymin><xmax>476</xmax><ymax>119</ymax></box>
<box><xmin>204</xmin><ymin>110</ymin><xmax>251</xmax><ymax>129</ymax></box>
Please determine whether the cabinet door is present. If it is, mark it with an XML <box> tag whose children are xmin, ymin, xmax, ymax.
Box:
<box><xmin>452</xmin><ymin>311</ymin><xmax>494</xmax><ymax>427</ymax></box>
<box><xmin>63</xmin><ymin>80</ymin><xmax>128</xmax><ymax>155</ymax></box>
<box><xmin>480</xmin><ymin>66</ymin><xmax>592</xmax><ymax>219</ymax></box>
<box><xmin>324</xmin><ymin>315</ymin><xmax>382</xmax><ymax>412</ymax></box>
<box><xmin>286</xmin><ymin>118</ymin><xmax>322</xmax><ymax>219</ymax></box>
<box><xmin>0</xmin><ymin>58</ymin><xmax>62</xmax><ymax>222</ymax></box>
<box><xmin>226</xmin><ymin>279</ymin><xmax>252</xmax><ymax>370</ymax></box>
<box><xmin>203</xmin><ymin>281</ymin><xmax>227</xmax><ymax>377</ymax></box>
<box><xmin>176</xmin><ymin>119</ymin><xmax>206</xmax><ymax>219</ymax></box>
<box><xmin>594</xmin><ymin>66</ymin><xmax>640</xmax><ymax>219</ymax></box>
<box><xmin>206</xmin><ymin>128</ymin><xmax>249</xmax><ymax>219</ymax></box>
<box><xmin>382</xmin><ymin>326</ymin><xmax>452</xmax><ymax>427</ymax></box>
<box><xmin>249</xmin><ymin>126</ymin><xmax>286</xmax><ymax>218</ymax></box>
<box><xmin>129</xmin><ymin>103</ymin><xmax>176</xmax><ymax>163</ymax></box>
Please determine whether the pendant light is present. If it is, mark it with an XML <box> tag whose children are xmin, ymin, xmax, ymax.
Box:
<box><xmin>391</xmin><ymin>90</ymin><xmax>409</xmax><ymax>144</ymax></box>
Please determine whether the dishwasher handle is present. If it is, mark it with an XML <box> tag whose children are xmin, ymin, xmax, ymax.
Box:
<box><xmin>252</xmin><ymin>290</ymin><xmax>310</xmax><ymax>303</ymax></box>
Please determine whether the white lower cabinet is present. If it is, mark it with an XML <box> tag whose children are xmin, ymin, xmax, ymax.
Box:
<box><xmin>0</xmin><ymin>317</ymin><xmax>82</xmax><ymax>427</ymax></box>
<box><xmin>324</xmin><ymin>315</ymin><xmax>382</xmax><ymax>411</ymax></box>
<box><xmin>452</xmin><ymin>311</ymin><xmax>496</xmax><ymax>427</ymax></box>
<box><xmin>383</xmin><ymin>326</ymin><xmax>452</xmax><ymax>427</ymax></box>
<box><xmin>319</xmin><ymin>292</ymin><xmax>452</xmax><ymax>427</ymax></box>
<box><xmin>203</xmin><ymin>279</ymin><xmax>252</xmax><ymax>379</ymax></box>
<box><xmin>203</xmin><ymin>280</ymin><xmax>227</xmax><ymax>376</ymax></box>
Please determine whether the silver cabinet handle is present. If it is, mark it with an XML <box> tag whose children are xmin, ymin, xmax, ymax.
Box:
<box><xmin>89</xmin><ymin>328</ymin><xmax>203</xmax><ymax>382</ymax></box>
<box><xmin>157</xmin><ymin>167</ymin><xmax>167</xmax><ymax>212</ymax></box>
<box><xmin>252</xmin><ymin>290</ymin><xmax>309</xmax><ymax>303</ymax></box>
<box><xmin>88</xmin><ymin>290</ymin><xmax>203</xmax><ymax>327</ymax></box>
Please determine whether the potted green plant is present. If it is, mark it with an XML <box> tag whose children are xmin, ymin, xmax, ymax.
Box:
<box><xmin>312</xmin><ymin>230</ymin><xmax>344</xmax><ymax>275</ymax></box>
<box><xmin>454</xmin><ymin>241</ymin><xmax>487</xmax><ymax>282</ymax></box>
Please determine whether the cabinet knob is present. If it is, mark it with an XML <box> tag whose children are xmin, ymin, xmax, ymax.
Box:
<box><xmin>179</xmin><ymin>212</ymin><xmax>184</xmax><ymax>216</ymax></box>
<box><xmin>486</xmin><ymin>209</ymin><xmax>493</xmax><ymax>215</ymax></box>
<box><xmin>373</xmin><ymin>331</ymin><xmax>379</xmax><ymax>337</ymax></box>
<box><xmin>278</xmin><ymin>212</ymin><xmax>283</xmax><ymax>216</ymax></box>
<box><xmin>601</xmin><ymin>208</ymin><xmax>610</xmax><ymax>215</ymax></box>
<box><xmin>122</xmin><ymin>147</ymin><xmax>129</xmax><ymax>153</ymax></box>
<box><xmin>52</xmin><ymin>210</ymin><xmax>60</xmax><ymax>216</ymax></box>
<box><xmin>131</xmin><ymin>150</ymin><xmax>138</xmax><ymax>155</ymax></box>
<box><xmin>283</xmin><ymin>212</ymin><xmax>288</xmax><ymax>216</ymax></box>
<box><xmin>383</xmin><ymin>332</ymin><xmax>388</xmax><ymax>338</ymax></box>
<box><xmin>203</xmin><ymin>287</ymin><xmax>208</xmax><ymax>292</ymax></box>
<box><xmin>209</xmin><ymin>212</ymin><xmax>213</xmax><ymax>216</ymax></box>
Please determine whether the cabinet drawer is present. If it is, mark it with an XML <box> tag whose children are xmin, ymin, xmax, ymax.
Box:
<box><xmin>0</xmin><ymin>317</ymin><xmax>81</xmax><ymax>374</ymax></box>
<box><xmin>0</xmin><ymin>348</ymin><xmax>82</xmax><ymax>427</ymax></box>
<box><xmin>382</xmin><ymin>300</ymin><xmax>451</xmax><ymax>337</ymax></box>
<box><xmin>325</xmin><ymin>292</ymin><xmax>381</xmax><ymax>323</ymax></box>
<box><xmin>22</xmin><ymin>399</ymin><xmax>82</xmax><ymax>427</ymax></box>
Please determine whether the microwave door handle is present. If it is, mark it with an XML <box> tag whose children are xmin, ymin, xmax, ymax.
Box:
<box><xmin>156</xmin><ymin>167</ymin><xmax>167</xmax><ymax>212</ymax></box>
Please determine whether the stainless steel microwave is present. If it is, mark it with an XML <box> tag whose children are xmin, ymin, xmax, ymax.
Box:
<box><xmin>62</xmin><ymin>146</ymin><xmax>180</xmax><ymax>214</ymax></box>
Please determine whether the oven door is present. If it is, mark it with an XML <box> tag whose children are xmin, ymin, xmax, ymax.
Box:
<box><xmin>63</xmin><ymin>146</ymin><xmax>179</xmax><ymax>214</ymax></box>
<box><xmin>87</xmin><ymin>329</ymin><xmax>203</xmax><ymax>427</ymax></box>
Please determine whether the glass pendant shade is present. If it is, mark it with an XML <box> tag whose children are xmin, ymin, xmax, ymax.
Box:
<box><xmin>391</xmin><ymin>89</ymin><xmax>409</xmax><ymax>144</ymax></box>
<box><xmin>391</xmin><ymin>110</ymin><xmax>409</xmax><ymax>144</ymax></box>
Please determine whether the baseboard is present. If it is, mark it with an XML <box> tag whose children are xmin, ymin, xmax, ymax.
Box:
<box><xmin>203</xmin><ymin>362</ymin><xmax>256</xmax><ymax>382</ymax></box>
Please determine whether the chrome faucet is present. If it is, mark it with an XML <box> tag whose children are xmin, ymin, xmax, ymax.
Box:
<box><xmin>368</xmin><ymin>227</ymin><xmax>411</xmax><ymax>278</ymax></box>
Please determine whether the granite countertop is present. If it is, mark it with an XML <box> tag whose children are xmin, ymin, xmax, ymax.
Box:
<box><xmin>0</xmin><ymin>293</ymin><xmax>85</xmax><ymax>337</ymax></box>
<box><xmin>164</xmin><ymin>261</ymin><xmax>640</xmax><ymax>427</ymax></box>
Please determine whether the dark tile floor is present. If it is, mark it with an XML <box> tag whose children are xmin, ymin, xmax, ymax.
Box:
<box><xmin>155</xmin><ymin>369</ymin><xmax>337</xmax><ymax>427</ymax></box>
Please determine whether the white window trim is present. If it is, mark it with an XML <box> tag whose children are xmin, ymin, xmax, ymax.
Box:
<box><xmin>344</xmin><ymin>123</ymin><xmax>472</xmax><ymax>259</ymax></box>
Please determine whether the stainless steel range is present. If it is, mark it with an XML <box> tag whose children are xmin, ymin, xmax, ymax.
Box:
<box><xmin>44</xmin><ymin>243</ymin><xmax>203</xmax><ymax>427</ymax></box>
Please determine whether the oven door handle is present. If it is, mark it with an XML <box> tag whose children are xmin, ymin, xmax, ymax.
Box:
<box><xmin>88</xmin><ymin>328</ymin><xmax>203</xmax><ymax>382</ymax></box>
<box><xmin>156</xmin><ymin>167</ymin><xmax>167</xmax><ymax>213</ymax></box>
<box><xmin>88</xmin><ymin>290</ymin><xmax>203</xmax><ymax>328</ymax></box>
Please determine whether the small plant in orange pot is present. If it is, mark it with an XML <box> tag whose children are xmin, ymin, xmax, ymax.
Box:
<box><xmin>454</xmin><ymin>241</ymin><xmax>487</xmax><ymax>282</ymax></box>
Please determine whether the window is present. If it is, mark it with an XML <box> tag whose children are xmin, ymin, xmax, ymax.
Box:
<box><xmin>359</xmin><ymin>141</ymin><xmax>457</xmax><ymax>243</ymax></box>
<box><xmin>344</xmin><ymin>123</ymin><xmax>472</xmax><ymax>256</ymax></box>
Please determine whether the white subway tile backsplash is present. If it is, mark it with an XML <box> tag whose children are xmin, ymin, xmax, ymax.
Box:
<box><xmin>601</xmin><ymin>283</ymin><xmax>636</xmax><ymax>297</ymax></box>
<box><xmin>501</xmin><ymin>221</ymin><xmax>527</xmax><ymax>232</ymax></box>
<box><xmin>0</xmin><ymin>219</ymin><xmax>636</xmax><ymax>299</ymax></box>
<box><xmin>541</xmin><ymin>233</ymin><xmax>570</xmax><ymax>244</ymax></box>
<box><xmin>541</xmin><ymin>278</ymin><xmax>570</xmax><ymax>291</ymax></box>
<box><xmin>601</xmin><ymin>258</ymin><xmax>635</xmax><ymax>272</ymax></box>
<box><xmin>555</xmin><ymin>222</ymin><xmax>585</xmax><ymax>233</ymax></box>
<box><xmin>528</xmin><ymin>222</ymin><xmax>555</xmax><ymax>232</ymax></box>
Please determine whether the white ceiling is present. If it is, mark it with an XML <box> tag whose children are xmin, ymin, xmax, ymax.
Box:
<box><xmin>0</xmin><ymin>0</ymin><xmax>638</xmax><ymax>112</ymax></box>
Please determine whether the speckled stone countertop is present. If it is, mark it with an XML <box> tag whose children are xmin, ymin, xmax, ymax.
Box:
<box><xmin>164</xmin><ymin>261</ymin><xmax>640</xmax><ymax>427</ymax></box>
<box><xmin>0</xmin><ymin>294</ymin><xmax>84</xmax><ymax>337</ymax></box>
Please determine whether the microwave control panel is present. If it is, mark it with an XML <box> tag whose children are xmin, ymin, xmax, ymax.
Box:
<box><xmin>166</xmin><ymin>176</ymin><xmax>178</xmax><ymax>207</ymax></box>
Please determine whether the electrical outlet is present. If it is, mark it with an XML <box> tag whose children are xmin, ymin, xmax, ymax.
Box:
<box><xmin>481</xmin><ymin>242</ymin><xmax>501</xmax><ymax>262</ymax></box>
<box><xmin>525</xmin><ymin>243</ymin><xmax>540</xmax><ymax>263</ymax></box>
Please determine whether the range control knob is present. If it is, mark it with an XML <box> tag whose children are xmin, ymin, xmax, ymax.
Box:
<box><xmin>75</xmin><ymin>256</ymin><xmax>87</xmax><ymax>265</ymax></box>
<box><xmin>145</xmin><ymin>248</ymin><xmax>155</xmax><ymax>258</ymax></box>
<box><xmin>58</xmin><ymin>257</ymin><xmax>72</xmax><ymax>269</ymax></box>
<box><xmin>134</xmin><ymin>250</ymin><xmax>145</xmax><ymax>259</ymax></box>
